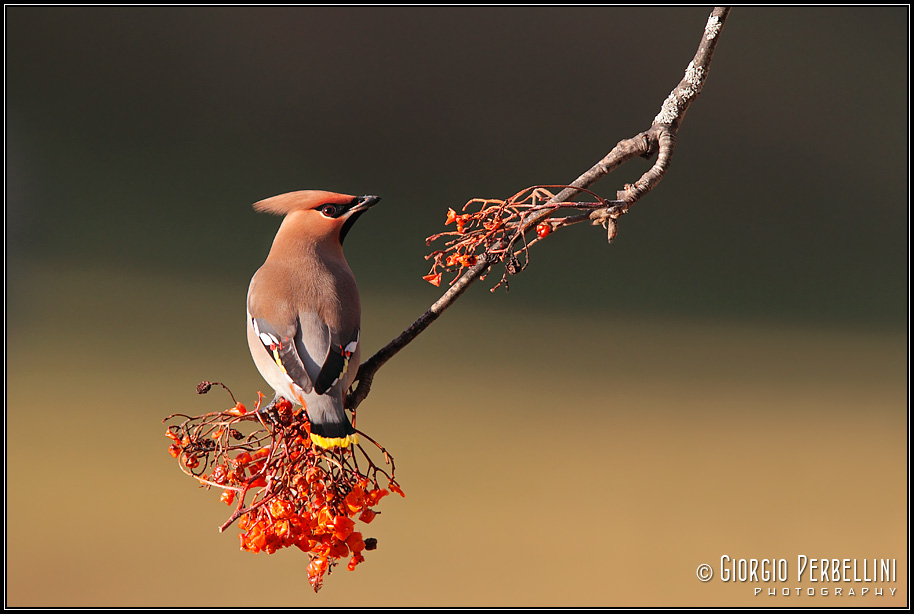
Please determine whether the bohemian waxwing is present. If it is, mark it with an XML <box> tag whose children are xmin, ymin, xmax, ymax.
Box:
<box><xmin>246</xmin><ymin>190</ymin><xmax>381</xmax><ymax>449</ymax></box>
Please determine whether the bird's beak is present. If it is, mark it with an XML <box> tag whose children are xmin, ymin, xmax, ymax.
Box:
<box><xmin>338</xmin><ymin>195</ymin><xmax>381</xmax><ymax>245</ymax></box>
<box><xmin>347</xmin><ymin>194</ymin><xmax>381</xmax><ymax>215</ymax></box>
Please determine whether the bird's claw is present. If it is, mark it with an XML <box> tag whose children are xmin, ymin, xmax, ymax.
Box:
<box><xmin>256</xmin><ymin>399</ymin><xmax>283</xmax><ymax>427</ymax></box>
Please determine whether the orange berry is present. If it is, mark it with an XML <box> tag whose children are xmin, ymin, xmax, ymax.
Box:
<box><xmin>367</xmin><ymin>488</ymin><xmax>389</xmax><ymax>505</ymax></box>
<box><xmin>346</xmin><ymin>531</ymin><xmax>366</xmax><ymax>553</ymax></box>
<box><xmin>263</xmin><ymin>541</ymin><xmax>280</xmax><ymax>555</ymax></box>
<box><xmin>168</xmin><ymin>443</ymin><xmax>181</xmax><ymax>458</ymax></box>
<box><xmin>347</xmin><ymin>553</ymin><xmax>365</xmax><ymax>571</ymax></box>
<box><xmin>332</xmin><ymin>516</ymin><xmax>355</xmax><ymax>541</ymax></box>
<box><xmin>309</xmin><ymin>556</ymin><xmax>328</xmax><ymax>574</ymax></box>
<box><xmin>422</xmin><ymin>273</ymin><xmax>442</xmax><ymax>287</ymax></box>
<box><xmin>288</xmin><ymin>514</ymin><xmax>308</xmax><ymax>538</ymax></box>
<box><xmin>536</xmin><ymin>222</ymin><xmax>551</xmax><ymax>238</ymax></box>
<box><xmin>297</xmin><ymin>541</ymin><xmax>315</xmax><ymax>555</ymax></box>
<box><xmin>242</xmin><ymin>524</ymin><xmax>265</xmax><ymax>553</ymax></box>
<box><xmin>220</xmin><ymin>490</ymin><xmax>235</xmax><ymax>506</ymax></box>
<box><xmin>212</xmin><ymin>464</ymin><xmax>228</xmax><ymax>485</ymax></box>
<box><xmin>328</xmin><ymin>540</ymin><xmax>349</xmax><ymax>558</ymax></box>
<box><xmin>344</xmin><ymin>488</ymin><xmax>365</xmax><ymax>514</ymax></box>
<box><xmin>250</xmin><ymin>528</ymin><xmax>266</xmax><ymax>552</ymax></box>
<box><xmin>274</xmin><ymin>518</ymin><xmax>291</xmax><ymax>539</ymax></box>
<box><xmin>307</xmin><ymin>556</ymin><xmax>329</xmax><ymax>591</ymax></box>
<box><xmin>358</xmin><ymin>508</ymin><xmax>377</xmax><ymax>524</ymax></box>
<box><xmin>269</xmin><ymin>499</ymin><xmax>294</xmax><ymax>520</ymax></box>
<box><xmin>316</xmin><ymin>506</ymin><xmax>334</xmax><ymax>532</ymax></box>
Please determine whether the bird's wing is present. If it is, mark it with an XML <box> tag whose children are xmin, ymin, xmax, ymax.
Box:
<box><xmin>297</xmin><ymin>312</ymin><xmax>359</xmax><ymax>395</ymax></box>
<box><xmin>249</xmin><ymin>315</ymin><xmax>314</xmax><ymax>394</ymax></box>
<box><xmin>251</xmin><ymin>311</ymin><xmax>359</xmax><ymax>397</ymax></box>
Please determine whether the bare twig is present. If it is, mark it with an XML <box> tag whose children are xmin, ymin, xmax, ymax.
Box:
<box><xmin>346</xmin><ymin>7</ymin><xmax>730</xmax><ymax>411</ymax></box>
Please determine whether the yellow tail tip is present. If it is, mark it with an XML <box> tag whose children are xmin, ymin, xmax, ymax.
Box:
<box><xmin>310</xmin><ymin>432</ymin><xmax>359</xmax><ymax>449</ymax></box>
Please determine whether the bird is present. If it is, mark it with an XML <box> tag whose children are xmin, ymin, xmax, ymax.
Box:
<box><xmin>246</xmin><ymin>190</ymin><xmax>381</xmax><ymax>449</ymax></box>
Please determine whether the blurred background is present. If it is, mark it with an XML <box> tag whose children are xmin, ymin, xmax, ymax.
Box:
<box><xmin>6</xmin><ymin>6</ymin><xmax>907</xmax><ymax>607</ymax></box>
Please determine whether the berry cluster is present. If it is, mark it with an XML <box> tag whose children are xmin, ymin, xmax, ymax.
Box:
<box><xmin>165</xmin><ymin>383</ymin><xmax>403</xmax><ymax>592</ymax></box>
<box><xmin>423</xmin><ymin>185</ymin><xmax>615</xmax><ymax>291</ymax></box>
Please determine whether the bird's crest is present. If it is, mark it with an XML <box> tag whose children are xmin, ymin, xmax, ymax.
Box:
<box><xmin>253</xmin><ymin>190</ymin><xmax>356</xmax><ymax>216</ymax></box>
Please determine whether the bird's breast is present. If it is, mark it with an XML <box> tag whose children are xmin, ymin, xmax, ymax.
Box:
<box><xmin>259</xmin><ymin>252</ymin><xmax>361</xmax><ymax>333</ymax></box>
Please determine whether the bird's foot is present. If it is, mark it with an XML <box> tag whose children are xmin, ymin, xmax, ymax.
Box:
<box><xmin>256</xmin><ymin>396</ymin><xmax>284</xmax><ymax>427</ymax></box>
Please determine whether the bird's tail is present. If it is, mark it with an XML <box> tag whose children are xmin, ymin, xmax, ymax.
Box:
<box><xmin>305</xmin><ymin>393</ymin><xmax>358</xmax><ymax>449</ymax></box>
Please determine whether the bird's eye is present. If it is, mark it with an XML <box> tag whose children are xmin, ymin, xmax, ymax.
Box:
<box><xmin>320</xmin><ymin>204</ymin><xmax>338</xmax><ymax>217</ymax></box>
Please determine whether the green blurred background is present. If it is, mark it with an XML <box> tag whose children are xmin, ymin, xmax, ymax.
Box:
<box><xmin>6</xmin><ymin>6</ymin><xmax>907</xmax><ymax>607</ymax></box>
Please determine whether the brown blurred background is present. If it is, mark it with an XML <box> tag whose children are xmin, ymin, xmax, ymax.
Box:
<box><xmin>6</xmin><ymin>6</ymin><xmax>907</xmax><ymax>607</ymax></box>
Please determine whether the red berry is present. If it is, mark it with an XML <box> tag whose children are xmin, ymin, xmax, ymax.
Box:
<box><xmin>536</xmin><ymin>223</ymin><xmax>551</xmax><ymax>238</ymax></box>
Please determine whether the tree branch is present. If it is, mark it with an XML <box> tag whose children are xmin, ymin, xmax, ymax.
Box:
<box><xmin>347</xmin><ymin>6</ymin><xmax>731</xmax><ymax>411</ymax></box>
